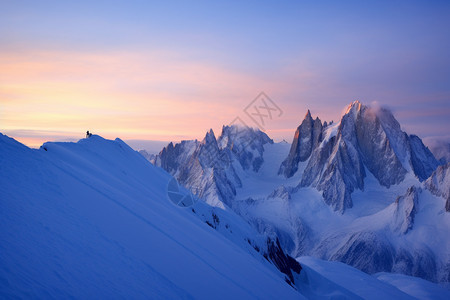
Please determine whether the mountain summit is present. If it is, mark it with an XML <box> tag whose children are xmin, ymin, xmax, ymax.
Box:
<box><xmin>155</xmin><ymin>125</ymin><xmax>273</xmax><ymax>207</ymax></box>
<box><xmin>279</xmin><ymin>109</ymin><xmax>323</xmax><ymax>178</ymax></box>
<box><xmin>281</xmin><ymin>101</ymin><xmax>439</xmax><ymax>212</ymax></box>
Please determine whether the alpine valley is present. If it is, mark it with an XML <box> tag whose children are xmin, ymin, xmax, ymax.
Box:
<box><xmin>1</xmin><ymin>101</ymin><xmax>449</xmax><ymax>299</ymax></box>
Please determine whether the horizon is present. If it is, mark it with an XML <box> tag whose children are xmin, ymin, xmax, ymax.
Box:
<box><xmin>2</xmin><ymin>99</ymin><xmax>450</xmax><ymax>151</ymax></box>
<box><xmin>1</xmin><ymin>1</ymin><xmax>449</xmax><ymax>149</ymax></box>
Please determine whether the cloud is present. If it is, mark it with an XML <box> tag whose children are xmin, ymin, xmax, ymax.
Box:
<box><xmin>0</xmin><ymin>49</ymin><xmax>312</xmax><ymax>145</ymax></box>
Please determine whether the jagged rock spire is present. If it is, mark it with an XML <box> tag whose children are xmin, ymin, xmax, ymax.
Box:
<box><xmin>279</xmin><ymin>109</ymin><xmax>322</xmax><ymax>178</ymax></box>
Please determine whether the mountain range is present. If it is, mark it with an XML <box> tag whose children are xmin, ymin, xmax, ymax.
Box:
<box><xmin>1</xmin><ymin>101</ymin><xmax>449</xmax><ymax>298</ymax></box>
<box><xmin>153</xmin><ymin>101</ymin><xmax>450</xmax><ymax>285</ymax></box>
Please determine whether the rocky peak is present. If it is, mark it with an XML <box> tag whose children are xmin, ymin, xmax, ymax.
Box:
<box><xmin>218</xmin><ymin>125</ymin><xmax>272</xmax><ymax>148</ymax></box>
<box><xmin>217</xmin><ymin>124</ymin><xmax>272</xmax><ymax>172</ymax></box>
<box><xmin>203</xmin><ymin>129</ymin><xmax>216</xmax><ymax>144</ymax></box>
<box><xmin>279</xmin><ymin>109</ymin><xmax>323</xmax><ymax>178</ymax></box>
<box><xmin>344</xmin><ymin>100</ymin><xmax>362</xmax><ymax>116</ymax></box>
<box><xmin>304</xmin><ymin>109</ymin><xmax>312</xmax><ymax>120</ymax></box>
<box><xmin>293</xmin><ymin>101</ymin><xmax>438</xmax><ymax>213</ymax></box>
<box><xmin>198</xmin><ymin>129</ymin><xmax>227</xmax><ymax>169</ymax></box>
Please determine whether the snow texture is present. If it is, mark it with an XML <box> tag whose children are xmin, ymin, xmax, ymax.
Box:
<box><xmin>0</xmin><ymin>133</ymin><xmax>300</xmax><ymax>299</ymax></box>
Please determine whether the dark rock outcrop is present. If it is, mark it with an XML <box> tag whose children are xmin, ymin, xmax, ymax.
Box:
<box><xmin>279</xmin><ymin>110</ymin><xmax>322</xmax><ymax>178</ymax></box>
<box><xmin>408</xmin><ymin>135</ymin><xmax>439</xmax><ymax>181</ymax></box>
<box><xmin>265</xmin><ymin>238</ymin><xmax>302</xmax><ymax>286</ymax></box>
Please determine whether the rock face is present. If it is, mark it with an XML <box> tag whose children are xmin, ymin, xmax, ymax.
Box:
<box><xmin>354</xmin><ymin>106</ymin><xmax>407</xmax><ymax>187</ymax></box>
<box><xmin>326</xmin><ymin>231</ymin><xmax>396</xmax><ymax>275</ymax></box>
<box><xmin>312</xmin><ymin>185</ymin><xmax>443</xmax><ymax>282</ymax></box>
<box><xmin>155</xmin><ymin>130</ymin><xmax>237</xmax><ymax>207</ymax></box>
<box><xmin>155</xmin><ymin>140</ymin><xmax>197</xmax><ymax>174</ymax></box>
<box><xmin>279</xmin><ymin>110</ymin><xmax>323</xmax><ymax>177</ymax></box>
<box><xmin>154</xmin><ymin>125</ymin><xmax>272</xmax><ymax>207</ymax></box>
<box><xmin>217</xmin><ymin>125</ymin><xmax>273</xmax><ymax>172</ymax></box>
<box><xmin>268</xmin><ymin>185</ymin><xmax>292</xmax><ymax>201</ymax></box>
<box><xmin>425</xmin><ymin>163</ymin><xmax>450</xmax><ymax>212</ymax></box>
<box><xmin>282</xmin><ymin>101</ymin><xmax>439</xmax><ymax>213</ymax></box>
<box><xmin>316</xmin><ymin>230</ymin><xmax>438</xmax><ymax>281</ymax></box>
<box><xmin>265</xmin><ymin>238</ymin><xmax>302</xmax><ymax>286</ymax></box>
<box><xmin>392</xmin><ymin>186</ymin><xmax>421</xmax><ymax>234</ymax></box>
<box><xmin>408</xmin><ymin>135</ymin><xmax>440</xmax><ymax>181</ymax></box>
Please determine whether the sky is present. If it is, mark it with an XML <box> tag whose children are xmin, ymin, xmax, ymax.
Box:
<box><xmin>1</xmin><ymin>1</ymin><xmax>449</xmax><ymax>149</ymax></box>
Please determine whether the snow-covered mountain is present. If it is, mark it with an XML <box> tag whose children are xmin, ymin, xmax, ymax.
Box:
<box><xmin>138</xmin><ymin>149</ymin><xmax>155</xmax><ymax>162</ymax></box>
<box><xmin>284</xmin><ymin>101</ymin><xmax>439</xmax><ymax>213</ymax></box>
<box><xmin>425</xmin><ymin>162</ymin><xmax>450</xmax><ymax>212</ymax></box>
<box><xmin>0</xmin><ymin>133</ymin><xmax>301</xmax><ymax>298</ymax></box>
<box><xmin>2</xmin><ymin>132</ymin><xmax>449</xmax><ymax>298</ymax></box>
<box><xmin>154</xmin><ymin>125</ymin><xmax>273</xmax><ymax>208</ymax></box>
<box><xmin>151</xmin><ymin>101</ymin><xmax>449</xmax><ymax>286</ymax></box>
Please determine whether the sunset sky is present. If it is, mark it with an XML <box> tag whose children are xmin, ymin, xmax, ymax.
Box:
<box><xmin>1</xmin><ymin>1</ymin><xmax>449</xmax><ymax>149</ymax></box>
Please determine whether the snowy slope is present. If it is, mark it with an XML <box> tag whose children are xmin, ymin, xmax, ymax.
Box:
<box><xmin>0</xmin><ymin>134</ymin><xmax>302</xmax><ymax>299</ymax></box>
<box><xmin>236</xmin><ymin>145</ymin><xmax>449</xmax><ymax>281</ymax></box>
<box><xmin>230</xmin><ymin>141</ymin><xmax>449</xmax><ymax>281</ymax></box>
<box><xmin>297</xmin><ymin>256</ymin><xmax>450</xmax><ymax>299</ymax></box>
<box><xmin>374</xmin><ymin>272</ymin><xmax>450</xmax><ymax>299</ymax></box>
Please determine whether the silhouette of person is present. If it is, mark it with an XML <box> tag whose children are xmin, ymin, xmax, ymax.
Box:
<box><xmin>86</xmin><ymin>130</ymin><xmax>90</xmax><ymax>138</ymax></box>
